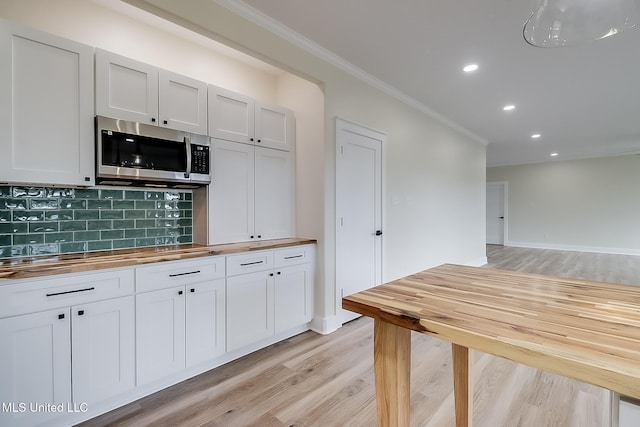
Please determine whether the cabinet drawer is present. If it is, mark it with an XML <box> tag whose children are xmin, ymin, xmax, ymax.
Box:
<box><xmin>226</xmin><ymin>251</ymin><xmax>273</xmax><ymax>276</ymax></box>
<box><xmin>136</xmin><ymin>256</ymin><xmax>225</xmax><ymax>293</ymax></box>
<box><xmin>0</xmin><ymin>269</ymin><xmax>134</xmax><ymax>318</ymax></box>
<box><xmin>274</xmin><ymin>245</ymin><xmax>314</xmax><ymax>268</ymax></box>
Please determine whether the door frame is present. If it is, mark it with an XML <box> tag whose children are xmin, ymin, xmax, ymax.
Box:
<box><xmin>335</xmin><ymin>117</ymin><xmax>385</xmax><ymax>324</ymax></box>
<box><xmin>486</xmin><ymin>181</ymin><xmax>508</xmax><ymax>245</ymax></box>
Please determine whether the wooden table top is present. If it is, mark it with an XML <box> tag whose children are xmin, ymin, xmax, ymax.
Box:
<box><xmin>0</xmin><ymin>238</ymin><xmax>316</xmax><ymax>281</ymax></box>
<box><xmin>342</xmin><ymin>263</ymin><xmax>640</xmax><ymax>399</ymax></box>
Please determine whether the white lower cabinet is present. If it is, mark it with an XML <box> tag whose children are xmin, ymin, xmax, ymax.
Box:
<box><xmin>0</xmin><ymin>276</ymin><xmax>135</xmax><ymax>427</ymax></box>
<box><xmin>226</xmin><ymin>245</ymin><xmax>314</xmax><ymax>352</ymax></box>
<box><xmin>0</xmin><ymin>245</ymin><xmax>312</xmax><ymax>426</ymax></box>
<box><xmin>136</xmin><ymin>286</ymin><xmax>187</xmax><ymax>385</ymax></box>
<box><xmin>72</xmin><ymin>296</ymin><xmax>135</xmax><ymax>404</ymax></box>
<box><xmin>0</xmin><ymin>308</ymin><xmax>71</xmax><ymax>427</ymax></box>
<box><xmin>135</xmin><ymin>256</ymin><xmax>226</xmax><ymax>385</ymax></box>
<box><xmin>226</xmin><ymin>271</ymin><xmax>275</xmax><ymax>352</ymax></box>
<box><xmin>275</xmin><ymin>263</ymin><xmax>314</xmax><ymax>333</ymax></box>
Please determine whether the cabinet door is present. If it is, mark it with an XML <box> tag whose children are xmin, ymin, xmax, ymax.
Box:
<box><xmin>186</xmin><ymin>279</ymin><xmax>226</xmax><ymax>366</ymax></box>
<box><xmin>95</xmin><ymin>48</ymin><xmax>159</xmax><ymax>126</ymax></box>
<box><xmin>72</xmin><ymin>296</ymin><xmax>135</xmax><ymax>404</ymax></box>
<box><xmin>0</xmin><ymin>308</ymin><xmax>71</xmax><ymax>427</ymax></box>
<box><xmin>226</xmin><ymin>271</ymin><xmax>274</xmax><ymax>352</ymax></box>
<box><xmin>275</xmin><ymin>263</ymin><xmax>313</xmax><ymax>333</ymax></box>
<box><xmin>255</xmin><ymin>101</ymin><xmax>295</xmax><ymax>151</ymax></box>
<box><xmin>159</xmin><ymin>69</ymin><xmax>207</xmax><ymax>134</ymax></box>
<box><xmin>0</xmin><ymin>20</ymin><xmax>94</xmax><ymax>186</ymax></box>
<box><xmin>255</xmin><ymin>147</ymin><xmax>295</xmax><ymax>240</ymax></box>
<box><xmin>208</xmin><ymin>85</ymin><xmax>254</xmax><ymax>143</ymax></box>
<box><xmin>209</xmin><ymin>139</ymin><xmax>255</xmax><ymax>244</ymax></box>
<box><xmin>136</xmin><ymin>286</ymin><xmax>186</xmax><ymax>385</ymax></box>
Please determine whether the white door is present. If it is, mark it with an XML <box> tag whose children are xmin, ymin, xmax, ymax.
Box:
<box><xmin>0</xmin><ymin>308</ymin><xmax>71</xmax><ymax>427</ymax></box>
<box><xmin>208</xmin><ymin>85</ymin><xmax>255</xmax><ymax>143</ymax></box>
<box><xmin>72</xmin><ymin>296</ymin><xmax>135</xmax><ymax>404</ymax></box>
<box><xmin>95</xmin><ymin>49</ymin><xmax>159</xmax><ymax>125</ymax></box>
<box><xmin>185</xmin><ymin>279</ymin><xmax>226</xmax><ymax>366</ymax></box>
<box><xmin>0</xmin><ymin>21</ymin><xmax>94</xmax><ymax>186</ymax></box>
<box><xmin>336</xmin><ymin>118</ymin><xmax>384</xmax><ymax>324</ymax></box>
<box><xmin>158</xmin><ymin>69</ymin><xmax>208</xmax><ymax>134</ymax></box>
<box><xmin>226</xmin><ymin>271</ymin><xmax>274</xmax><ymax>352</ymax></box>
<box><xmin>136</xmin><ymin>287</ymin><xmax>186</xmax><ymax>385</ymax></box>
<box><xmin>255</xmin><ymin>101</ymin><xmax>295</xmax><ymax>151</ymax></box>
<box><xmin>486</xmin><ymin>182</ymin><xmax>506</xmax><ymax>245</ymax></box>
<box><xmin>255</xmin><ymin>146</ymin><xmax>295</xmax><ymax>240</ymax></box>
<box><xmin>274</xmin><ymin>263</ymin><xmax>313</xmax><ymax>332</ymax></box>
<box><xmin>209</xmin><ymin>139</ymin><xmax>255</xmax><ymax>244</ymax></box>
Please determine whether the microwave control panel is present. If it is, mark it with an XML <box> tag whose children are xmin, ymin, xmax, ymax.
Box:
<box><xmin>191</xmin><ymin>145</ymin><xmax>210</xmax><ymax>174</ymax></box>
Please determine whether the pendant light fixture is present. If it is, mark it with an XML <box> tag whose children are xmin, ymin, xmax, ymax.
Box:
<box><xmin>523</xmin><ymin>0</ymin><xmax>640</xmax><ymax>47</ymax></box>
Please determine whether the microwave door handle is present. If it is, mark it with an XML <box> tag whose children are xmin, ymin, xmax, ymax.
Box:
<box><xmin>184</xmin><ymin>136</ymin><xmax>191</xmax><ymax>179</ymax></box>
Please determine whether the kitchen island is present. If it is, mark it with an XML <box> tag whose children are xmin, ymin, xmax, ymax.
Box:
<box><xmin>343</xmin><ymin>263</ymin><xmax>640</xmax><ymax>427</ymax></box>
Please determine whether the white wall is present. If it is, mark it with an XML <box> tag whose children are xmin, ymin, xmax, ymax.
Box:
<box><xmin>487</xmin><ymin>155</ymin><xmax>640</xmax><ymax>255</ymax></box>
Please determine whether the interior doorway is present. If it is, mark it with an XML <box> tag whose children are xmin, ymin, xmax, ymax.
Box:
<box><xmin>486</xmin><ymin>181</ymin><xmax>507</xmax><ymax>245</ymax></box>
<box><xmin>335</xmin><ymin>118</ymin><xmax>384</xmax><ymax>324</ymax></box>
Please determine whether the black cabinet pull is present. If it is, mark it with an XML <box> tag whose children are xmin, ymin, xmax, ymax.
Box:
<box><xmin>46</xmin><ymin>287</ymin><xmax>95</xmax><ymax>297</ymax></box>
<box><xmin>269</xmin><ymin>273</ymin><xmax>274</xmax><ymax>277</ymax></box>
<box><xmin>240</xmin><ymin>260</ymin><xmax>264</xmax><ymax>267</ymax></box>
<box><xmin>169</xmin><ymin>270</ymin><xmax>200</xmax><ymax>278</ymax></box>
<box><xmin>375</xmin><ymin>230</ymin><xmax>382</xmax><ymax>236</ymax></box>
<box><xmin>277</xmin><ymin>271</ymin><xmax>281</xmax><ymax>275</ymax></box>
<box><xmin>58</xmin><ymin>314</ymin><xmax>65</xmax><ymax>320</ymax></box>
<box><xmin>178</xmin><ymin>290</ymin><xmax>183</xmax><ymax>295</ymax></box>
<box><xmin>190</xmin><ymin>288</ymin><xmax>195</xmax><ymax>293</ymax></box>
<box><xmin>78</xmin><ymin>310</ymin><xmax>85</xmax><ymax>316</ymax></box>
<box><xmin>163</xmin><ymin>120</ymin><xmax>168</xmax><ymax>125</ymax></box>
<box><xmin>257</xmin><ymin>139</ymin><xmax>261</xmax><ymax>143</ymax></box>
<box><xmin>250</xmin><ymin>137</ymin><xmax>254</xmax><ymax>142</ymax></box>
<box><xmin>151</xmin><ymin>117</ymin><xmax>156</xmax><ymax>123</ymax></box>
<box><xmin>250</xmin><ymin>235</ymin><xmax>254</xmax><ymax>239</ymax></box>
<box><xmin>257</xmin><ymin>235</ymin><xmax>262</xmax><ymax>239</ymax></box>
<box><xmin>284</xmin><ymin>254</ymin><xmax>303</xmax><ymax>260</ymax></box>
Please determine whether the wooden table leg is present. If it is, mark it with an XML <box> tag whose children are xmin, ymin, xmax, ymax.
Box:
<box><xmin>452</xmin><ymin>343</ymin><xmax>472</xmax><ymax>427</ymax></box>
<box><xmin>373</xmin><ymin>318</ymin><xmax>411</xmax><ymax>427</ymax></box>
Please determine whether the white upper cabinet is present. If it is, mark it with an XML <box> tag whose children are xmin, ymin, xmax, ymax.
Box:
<box><xmin>209</xmin><ymin>140</ymin><xmax>294</xmax><ymax>244</ymax></box>
<box><xmin>208</xmin><ymin>85</ymin><xmax>295</xmax><ymax>151</ymax></box>
<box><xmin>96</xmin><ymin>49</ymin><xmax>207</xmax><ymax>135</ymax></box>
<box><xmin>255</xmin><ymin>101</ymin><xmax>295</xmax><ymax>151</ymax></box>
<box><xmin>0</xmin><ymin>19</ymin><xmax>94</xmax><ymax>187</ymax></box>
<box><xmin>208</xmin><ymin>85</ymin><xmax>255</xmax><ymax>144</ymax></box>
<box><xmin>95</xmin><ymin>49</ymin><xmax>158</xmax><ymax>126</ymax></box>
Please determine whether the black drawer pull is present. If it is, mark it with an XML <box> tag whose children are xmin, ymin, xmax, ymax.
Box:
<box><xmin>240</xmin><ymin>261</ymin><xmax>264</xmax><ymax>267</ymax></box>
<box><xmin>58</xmin><ymin>314</ymin><xmax>65</xmax><ymax>320</ymax></box>
<box><xmin>284</xmin><ymin>255</ymin><xmax>303</xmax><ymax>260</ymax></box>
<box><xmin>169</xmin><ymin>270</ymin><xmax>201</xmax><ymax>278</ymax></box>
<box><xmin>46</xmin><ymin>287</ymin><xmax>95</xmax><ymax>297</ymax></box>
<box><xmin>78</xmin><ymin>310</ymin><xmax>85</xmax><ymax>316</ymax></box>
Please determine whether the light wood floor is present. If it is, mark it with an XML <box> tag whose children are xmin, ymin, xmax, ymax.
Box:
<box><xmin>79</xmin><ymin>246</ymin><xmax>640</xmax><ymax>427</ymax></box>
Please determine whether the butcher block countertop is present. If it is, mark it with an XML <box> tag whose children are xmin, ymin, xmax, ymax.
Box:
<box><xmin>0</xmin><ymin>238</ymin><xmax>316</xmax><ymax>281</ymax></box>
<box><xmin>343</xmin><ymin>263</ymin><xmax>640</xmax><ymax>401</ymax></box>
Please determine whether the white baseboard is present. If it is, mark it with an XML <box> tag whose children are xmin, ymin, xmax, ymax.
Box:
<box><xmin>465</xmin><ymin>256</ymin><xmax>488</xmax><ymax>267</ymax></box>
<box><xmin>505</xmin><ymin>240</ymin><xmax>640</xmax><ymax>256</ymax></box>
<box><xmin>310</xmin><ymin>315</ymin><xmax>342</xmax><ymax>335</ymax></box>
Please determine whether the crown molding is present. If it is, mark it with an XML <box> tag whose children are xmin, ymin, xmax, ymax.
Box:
<box><xmin>215</xmin><ymin>0</ymin><xmax>488</xmax><ymax>146</ymax></box>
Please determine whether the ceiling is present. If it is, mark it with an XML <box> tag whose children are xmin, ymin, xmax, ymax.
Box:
<box><xmin>223</xmin><ymin>0</ymin><xmax>640</xmax><ymax>167</ymax></box>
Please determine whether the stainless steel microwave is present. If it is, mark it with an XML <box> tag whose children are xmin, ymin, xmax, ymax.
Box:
<box><xmin>96</xmin><ymin>116</ymin><xmax>211</xmax><ymax>187</ymax></box>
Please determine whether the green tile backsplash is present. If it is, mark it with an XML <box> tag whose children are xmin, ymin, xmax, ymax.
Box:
<box><xmin>0</xmin><ymin>186</ymin><xmax>192</xmax><ymax>259</ymax></box>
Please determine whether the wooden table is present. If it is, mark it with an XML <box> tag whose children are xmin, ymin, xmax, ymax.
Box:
<box><xmin>342</xmin><ymin>263</ymin><xmax>640</xmax><ymax>427</ymax></box>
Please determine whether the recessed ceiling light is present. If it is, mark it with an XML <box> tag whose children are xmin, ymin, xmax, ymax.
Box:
<box><xmin>503</xmin><ymin>104</ymin><xmax>515</xmax><ymax>111</ymax></box>
<box><xmin>463</xmin><ymin>64</ymin><xmax>478</xmax><ymax>73</ymax></box>
<box><xmin>550</xmin><ymin>152</ymin><xmax>559</xmax><ymax>157</ymax></box>
<box><xmin>531</xmin><ymin>134</ymin><xmax>541</xmax><ymax>139</ymax></box>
